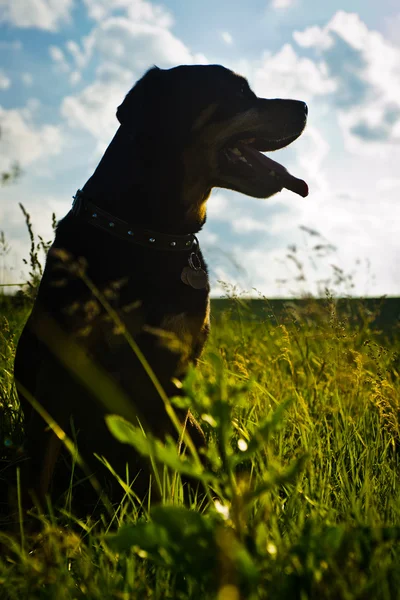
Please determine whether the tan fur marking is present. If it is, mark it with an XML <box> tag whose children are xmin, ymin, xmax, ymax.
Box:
<box><xmin>161</xmin><ymin>303</ymin><xmax>210</xmax><ymax>363</ymax></box>
<box><xmin>161</xmin><ymin>312</ymin><xmax>191</xmax><ymax>345</ymax></box>
<box><xmin>199</xmin><ymin>108</ymin><xmax>266</xmax><ymax>148</ymax></box>
<box><xmin>191</xmin><ymin>103</ymin><xmax>218</xmax><ymax>132</ymax></box>
<box><xmin>182</xmin><ymin>107</ymin><xmax>270</xmax><ymax>224</ymax></box>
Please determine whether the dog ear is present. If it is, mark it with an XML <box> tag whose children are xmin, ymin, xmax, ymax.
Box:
<box><xmin>116</xmin><ymin>66</ymin><xmax>162</xmax><ymax>127</ymax></box>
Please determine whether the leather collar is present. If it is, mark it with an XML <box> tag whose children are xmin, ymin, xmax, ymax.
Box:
<box><xmin>71</xmin><ymin>189</ymin><xmax>198</xmax><ymax>252</ymax></box>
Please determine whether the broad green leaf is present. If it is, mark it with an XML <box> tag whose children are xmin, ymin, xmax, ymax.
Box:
<box><xmin>105</xmin><ymin>414</ymin><xmax>207</xmax><ymax>481</ymax></box>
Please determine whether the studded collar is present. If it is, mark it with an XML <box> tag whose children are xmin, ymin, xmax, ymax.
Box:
<box><xmin>70</xmin><ymin>189</ymin><xmax>198</xmax><ymax>252</ymax></box>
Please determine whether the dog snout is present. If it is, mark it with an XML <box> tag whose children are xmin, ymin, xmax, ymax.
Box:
<box><xmin>297</xmin><ymin>100</ymin><xmax>308</xmax><ymax>119</ymax></box>
<box><xmin>287</xmin><ymin>100</ymin><xmax>308</xmax><ymax>120</ymax></box>
<box><xmin>259</xmin><ymin>98</ymin><xmax>307</xmax><ymax>119</ymax></box>
<box><xmin>296</xmin><ymin>100</ymin><xmax>308</xmax><ymax>117</ymax></box>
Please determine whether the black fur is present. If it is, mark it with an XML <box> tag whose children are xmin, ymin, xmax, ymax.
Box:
<box><xmin>13</xmin><ymin>64</ymin><xmax>307</xmax><ymax>515</ymax></box>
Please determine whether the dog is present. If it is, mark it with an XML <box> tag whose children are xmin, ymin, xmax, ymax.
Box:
<box><xmin>13</xmin><ymin>64</ymin><xmax>308</xmax><ymax>515</ymax></box>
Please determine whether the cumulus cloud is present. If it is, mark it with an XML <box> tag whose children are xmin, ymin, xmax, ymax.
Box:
<box><xmin>59</xmin><ymin>5</ymin><xmax>207</xmax><ymax>146</ymax></box>
<box><xmin>236</xmin><ymin>44</ymin><xmax>337</xmax><ymax>103</ymax></box>
<box><xmin>21</xmin><ymin>72</ymin><xmax>33</xmax><ymax>87</ymax></box>
<box><xmin>294</xmin><ymin>11</ymin><xmax>400</xmax><ymax>152</ymax></box>
<box><xmin>83</xmin><ymin>0</ymin><xmax>173</xmax><ymax>27</ymax></box>
<box><xmin>376</xmin><ymin>177</ymin><xmax>400</xmax><ymax>192</ymax></box>
<box><xmin>49</xmin><ymin>41</ymin><xmax>91</xmax><ymax>85</ymax></box>
<box><xmin>0</xmin><ymin>70</ymin><xmax>11</xmax><ymax>90</ymax></box>
<box><xmin>295</xmin><ymin>125</ymin><xmax>330</xmax><ymax>194</ymax></box>
<box><xmin>49</xmin><ymin>45</ymin><xmax>70</xmax><ymax>73</ymax></box>
<box><xmin>61</xmin><ymin>62</ymin><xmax>134</xmax><ymax>144</ymax></box>
<box><xmin>293</xmin><ymin>25</ymin><xmax>333</xmax><ymax>50</ymax></box>
<box><xmin>45</xmin><ymin>0</ymin><xmax>207</xmax><ymax>139</ymax></box>
<box><xmin>221</xmin><ymin>31</ymin><xmax>233</xmax><ymax>45</ymax></box>
<box><xmin>0</xmin><ymin>184</ymin><xmax>70</xmax><ymax>286</ymax></box>
<box><xmin>0</xmin><ymin>0</ymin><xmax>74</xmax><ymax>32</ymax></box>
<box><xmin>206</xmin><ymin>192</ymin><xmax>292</xmax><ymax>242</ymax></box>
<box><xmin>203</xmin><ymin>11</ymin><xmax>400</xmax><ymax>296</ymax></box>
<box><xmin>206</xmin><ymin>188</ymin><xmax>400</xmax><ymax>298</ymax></box>
<box><xmin>65</xmin><ymin>39</ymin><xmax>91</xmax><ymax>70</ymax></box>
<box><xmin>383</xmin><ymin>12</ymin><xmax>400</xmax><ymax>47</ymax></box>
<box><xmin>271</xmin><ymin>0</ymin><xmax>296</xmax><ymax>9</ymax></box>
<box><xmin>2</xmin><ymin>5</ymin><xmax>398</xmax><ymax>296</ymax></box>
<box><xmin>91</xmin><ymin>17</ymin><xmax>202</xmax><ymax>70</ymax></box>
<box><xmin>0</xmin><ymin>102</ymin><xmax>63</xmax><ymax>173</ymax></box>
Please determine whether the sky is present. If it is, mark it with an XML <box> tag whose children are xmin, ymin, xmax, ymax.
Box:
<box><xmin>0</xmin><ymin>0</ymin><xmax>399</xmax><ymax>298</ymax></box>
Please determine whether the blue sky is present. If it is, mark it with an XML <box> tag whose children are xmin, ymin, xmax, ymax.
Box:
<box><xmin>1</xmin><ymin>0</ymin><xmax>399</xmax><ymax>297</ymax></box>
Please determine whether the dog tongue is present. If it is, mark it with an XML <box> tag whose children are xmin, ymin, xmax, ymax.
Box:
<box><xmin>239</xmin><ymin>143</ymin><xmax>309</xmax><ymax>198</ymax></box>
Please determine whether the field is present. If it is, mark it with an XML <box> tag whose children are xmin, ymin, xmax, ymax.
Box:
<box><xmin>0</xmin><ymin>290</ymin><xmax>400</xmax><ymax>599</ymax></box>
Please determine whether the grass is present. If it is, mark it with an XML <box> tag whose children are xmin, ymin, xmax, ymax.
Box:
<box><xmin>0</xmin><ymin>214</ymin><xmax>399</xmax><ymax>598</ymax></box>
<box><xmin>0</xmin><ymin>289</ymin><xmax>399</xmax><ymax>599</ymax></box>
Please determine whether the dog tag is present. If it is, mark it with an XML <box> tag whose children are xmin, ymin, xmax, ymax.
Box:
<box><xmin>186</xmin><ymin>267</ymin><xmax>208</xmax><ymax>289</ymax></box>
<box><xmin>181</xmin><ymin>266</ymin><xmax>190</xmax><ymax>286</ymax></box>
<box><xmin>181</xmin><ymin>266</ymin><xmax>208</xmax><ymax>289</ymax></box>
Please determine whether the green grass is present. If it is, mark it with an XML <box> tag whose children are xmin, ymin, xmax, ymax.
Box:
<box><xmin>0</xmin><ymin>290</ymin><xmax>399</xmax><ymax>599</ymax></box>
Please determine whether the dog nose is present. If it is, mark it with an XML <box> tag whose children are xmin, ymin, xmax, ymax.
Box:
<box><xmin>302</xmin><ymin>102</ymin><xmax>308</xmax><ymax>116</ymax></box>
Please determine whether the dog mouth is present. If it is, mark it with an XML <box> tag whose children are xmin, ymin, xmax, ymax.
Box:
<box><xmin>220</xmin><ymin>134</ymin><xmax>309</xmax><ymax>198</ymax></box>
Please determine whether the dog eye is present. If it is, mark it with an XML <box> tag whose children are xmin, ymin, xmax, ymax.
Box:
<box><xmin>238</xmin><ymin>82</ymin><xmax>253</xmax><ymax>99</ymax></box>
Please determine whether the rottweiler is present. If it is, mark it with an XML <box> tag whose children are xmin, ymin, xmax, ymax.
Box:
<box><xmin>13</xmin><ymin>64</ymin><xmax>308</xmax><ymax>514</ymax></box>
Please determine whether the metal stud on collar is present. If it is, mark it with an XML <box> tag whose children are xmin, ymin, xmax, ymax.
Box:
<box><xmin>72</xmin><ymin>190</ymin><xmax>198</xmax><ymax>251</ymax></box>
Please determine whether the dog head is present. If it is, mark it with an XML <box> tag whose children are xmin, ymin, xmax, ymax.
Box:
<box><xmin>117</xmin><ymin>64</ymin><xmax>308</xmax><ymax>227</ymax></box>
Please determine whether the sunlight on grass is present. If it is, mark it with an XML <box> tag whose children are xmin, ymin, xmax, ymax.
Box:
<box><xmin>0</xmin><ymin>211</ymin><xmax>399</xmax><ymax>599</ymax></box>
<box><xmin>0</xmin><ymin>288</ymin><xmax>399</xmax><ymax>599</ymax></box>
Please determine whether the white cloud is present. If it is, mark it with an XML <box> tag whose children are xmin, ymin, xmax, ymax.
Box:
<box><xmin>65</xmin><ymin>39</ymin><xmax>89</xmax><ymax>70</ymax></box>
<box><xmin>83</xmin><ymin>0</ymin><xmax>173</xmax><ymax>27</ymax></box>
<box><xmin>51</xmin><ymin>2</ymin><xmax>205</xmax><ymax>91</ymax></box>
<box><xmin>69</xmin><ymin>71</ymin><xmax>81</xmax><ymax>85</ymax></box>
<box><xmin>0</xmin><ymin>70</ymin><xmax>11</xmax><ymax>90</ymax></box>
<box><xmin>1</xmin><ymin>6</ymin><xmax>399</xmax><ymax>297</ymax></box>
<box><xmin>293</xmin><ymin>25</ymin><xmax>334</xmax><ymax>50</ymax></box>
<box><xmin>49</xmin><ymin>45</ymin><xmax>70</xmax><ymax>72</ymax></box>
<box><xmin>0</xmin><ymin>0</ymin><xmax>74</xmax><ymax>32</ymax></box>
<box><xmin>59</xmin><ymin>10</ymin><xmax>208</xmax><ymax>146</ymax></box>
<box><xmin>21</xmin><ymin>72</ymin><xmax>33</xmax><ymax>87</ymax></box>
<box><xmin>383</xmin><ymin>12</ymin><xmax>400</xmax><ymax>47</ymax></box>
<box><xmin>376</xmin><ymin>177</ymin><xmax>400</xmax><ymax>192</ymax></box>
<box><xmin>197</xmin><ymin>229</ymin><xmax>218</xmax><ymax>245</ymax></box>
<box><xmin>207</xmin><ymin>192</ymin><xmax>292</xmax><ymax>237</ymax></box>
<box><xmin>0</xmin><ymin>102</ymin><xmax>63</xmax><ymax>173</ymax></box>
<box><xmin>294</xmin><ymin>11</ymin><xmax>400</xmax><ymax>153</ymax></box>
<box><xmin>236</xmin><ymin>44</ymin><xmax>337</xmax><ymax>104</ymax></box>
<box><xmin>295</xmin><ymin>125</ymin><xmax>330</xmax><ymax>194</ymax></box>
<box><xmin>206</xmin><ymin>200</ymin><xmax>400</xmax><ymax>297</ymax></box>
<box><xmin>221</xmin><ymin>31</ymin><xmax>233</xmax><ymax>45</ymax></box>
<box><xmin>271</xmin><ymin>0</ymin><xmax>296</xmax><ymax>9</ymax></box>
<box><xmin>49</xmin><ymin>42</ymin><xmax>89</xmax><ymax>85</ymax></box>
<box><xmin>0</xmin><ymin>186</ymin><xmax>69</xmax><ymax>286</ymax></box>
<box><xmin>61</xmin><ymin>62</ymin><xmax>134</xmax><ymax>145</ymax></box>
<box><xmin>92</xmin><ymin>17</ymin><xmax>202</xmax><ymax>70</ymax></box>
